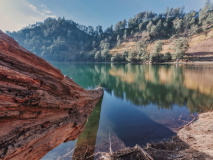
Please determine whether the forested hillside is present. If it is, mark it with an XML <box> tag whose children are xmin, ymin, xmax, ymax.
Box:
<box><xmin>7</xmin><ymin>0</ymin><xmax>213</xmax><ymax>62</ymax></box>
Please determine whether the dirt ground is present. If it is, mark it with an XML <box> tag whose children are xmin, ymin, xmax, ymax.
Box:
<box><xmin>178</xmin><ymin>112</ymin><xmax>213</xmax><ymax>158</ymax></box>
<box><xmin>105</xmin><ymin>112</ymin><xmax>213</xmax><ymax>160</ymax></box>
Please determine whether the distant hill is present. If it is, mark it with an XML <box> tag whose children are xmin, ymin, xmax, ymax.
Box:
<box><xmin>7</xmin><ymin>18</ymin><xmax>94</xmax><ymax>61</ymax></box>
<box><xmin>7</xmin><ymin>0</ymin><xmax>213</xmax><ymax>62</ymax></box>
<box><xmin>110</xmin><ymin>27</ymin><xmax>213</xmax><ymax>62</ymax></box>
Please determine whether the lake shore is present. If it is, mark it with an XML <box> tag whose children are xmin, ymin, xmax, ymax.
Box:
<box><xmin>48</xmin><ymin>60</ymin><xmax>213</xmax><ymax>65</ymax></box>
<box><xmin>108</xmin><ymin>111</ymin><xmax>213</xmax><ymax>160</ymax></box>
<box><xmin>162</xmin><ymin>61</ymin><xmax>213</xmax><ymax>64</ymax></box>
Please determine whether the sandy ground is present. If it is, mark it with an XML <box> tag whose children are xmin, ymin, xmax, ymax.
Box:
<box><xmin>178</xmin><ymin>112</ymin><xmax>213</xmax><ymax>158</ymax></box>
<box><xmin>108</xmin><ymin>112</ymin><xmax>213</xmax><ymax>160</ymax></box>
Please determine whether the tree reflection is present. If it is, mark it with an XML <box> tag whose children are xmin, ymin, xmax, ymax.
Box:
<box><xmin>54</xmin><ymin>63</ymin><xmax>213</xmax><ymax>112</ymax></box>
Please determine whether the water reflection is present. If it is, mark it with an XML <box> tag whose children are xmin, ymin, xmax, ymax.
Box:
<box><xmin>5</xmin><ymin>63</ymin><xmax>211</xmax><ymax>160</ymax></box>
<box><xmin>41</xmin><ymin>63</ymin><xmax>213</xmax><ymax>160</ymax></box>
<box><xmin>72</xmin><ymin>98</ymin><xmax>103</xmax><ymax>160</ymax></box>
<box><xmin>54</xmin><ymin>63</ymin><xmax>213</xmax><ymax>112</ymax></box>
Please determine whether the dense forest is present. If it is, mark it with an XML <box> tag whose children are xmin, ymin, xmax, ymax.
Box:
<box><xmin>7</xmin><ymin>0</ymin><xmax>213</xmax><ymax>62</ymax></box>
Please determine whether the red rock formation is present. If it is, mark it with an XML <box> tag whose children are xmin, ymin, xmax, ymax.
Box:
<box><xmin>0</xmin><ymin>30</ymin><xmax>103</xmax><ymax>159</ymax></box>
<box><xmin>0</xmin><ymin>30</ymin><xmax>103</xmax><ymax>109</ymax></box>
<box><xmin>0</xmin><ymin>107</ymin><xmax>90</xmax><ymax>160</ymax></box>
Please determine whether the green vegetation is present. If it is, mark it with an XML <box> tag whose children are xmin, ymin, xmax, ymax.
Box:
<box><xmin>7</xmin><ymin>0</ymin><xmax>213</xmax><ymax>62</ymax></box>
<box><xmin>150</xmin><ymin>41</ymin><xmax>164</xmax><ymax>62</ymax></box>
<box><xmin>172</xmin><ymin>38</ymin><xmax>189</xmax><ymax>60</ymax></box>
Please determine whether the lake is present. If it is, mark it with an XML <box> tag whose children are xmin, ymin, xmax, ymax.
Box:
<box><xmin>39</xmin><ymin>63</ymin><xmax>213</xmax><ymax>159</ymax></box>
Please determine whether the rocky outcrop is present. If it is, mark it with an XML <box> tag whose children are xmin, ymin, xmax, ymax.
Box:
<box><xmin>0</xmin><ymin>30</ymin><xmax>103</xmax><ymax>159</ymax></box>
<box><xmin>0</xmin><ymin>106</ymin><xmax>100</xmax><ymax>160</ymax></box>
<box><xmin>0</xmin><ymin>30</ymin><xmax>103</xmax><ymax>109</ymax></box>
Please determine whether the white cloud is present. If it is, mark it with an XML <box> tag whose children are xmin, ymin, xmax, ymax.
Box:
<box><xmin>44</xmin><ymin>10</ymin><xmax>53</xmax><ymax>14</ymax></box>
<box><xmin>0</xmin><ymin>0</ymin><xmax>56</xmax><ymax>32</ymax></box>
<box><xmin>28</xmin><ymin>4</ymin><xmax>37</xmax><ymax>12</ymax></box>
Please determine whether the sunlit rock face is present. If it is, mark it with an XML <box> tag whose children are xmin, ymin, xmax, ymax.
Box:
<box><xmin>0</xmin><ymin>30</ymin><xmax>103</xmax><ymax>109</ymax></box>
<box><xmin>0</xmin><ymin>30</ymin><xmax>103</xmax><ymax>159</ymax></box>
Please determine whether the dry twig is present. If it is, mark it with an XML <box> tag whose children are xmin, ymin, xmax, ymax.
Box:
<box><xmin>57</xmin><ymin>147</ymin><xmax>77</xmax><ymax>160</ymax></box>
<box><xmin>135</xmin><ymin>145</ymin><xmax>154</xmax><ymax>160</ymax></box>
<box><xmin>178</xmin><ymin>117</ymin><xmax>197</xmax><ymax>130</ymax></box>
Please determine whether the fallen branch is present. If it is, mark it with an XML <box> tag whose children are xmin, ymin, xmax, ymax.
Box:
<box><xmin>57</xmin><ymin>146</ymin><xmax>77</xmax><ymax>160</ymax></box>
<box><xmin>178</xmin><ymin>117</ymin><xmax>197</xmax><ymax>130</ymax></box>
<box><xmin>135</xmin><ymin>145</ymin><xmax>154</xmax><ymax>160</ymax></box>
<box><xmin>83</xmin><ymin>145</ymin><xmax>89</xmax><ymax>159</ymax></box>
<box><xmin>109</xmin><ymin>132</ymin><xmax>113</xmax><ymax>155</ymax></box>
<box><xmin>113</xmin><ymin>150</ymin><xmax>136</xmax><ymax>157</ymax></box>
<box><xmin>86</xmin><ymin>152</ymin><xmax>110</xmax><ymax>159</ymax></box>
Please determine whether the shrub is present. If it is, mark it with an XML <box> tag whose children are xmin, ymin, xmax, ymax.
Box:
<box><xmin>111</xmin><ymin>53</ymin><xmax>122</xmax><ymax>62</ymax></box>
<box><xmin>101</xmin><ymin>50</ymin><xmax>110</xmax><ymax>61</ymax></box>
<box><xmin>163</xmin><ymin>52</ymin><xmax>172</xmax><ymax>61</ymax></box>
<box><xmin>172</xmin><ymin>38</ymin><xmax>188</xmax><ymax>60</ymax></box>
<box><xmin>150</xmin><ymin>41</ymin><xmax>163</xmax><ymax>62</ymax></box>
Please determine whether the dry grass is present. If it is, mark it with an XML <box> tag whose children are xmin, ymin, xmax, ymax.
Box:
<box><xmin>109</xmin><ymin>41</ymin><xmax>136</xmax><ymax>56</ymax></box>
<box><xmin>108</xmin><ymin>28</ymin><xmax>213</xmax><ymax>61</ymax></box>
<box><xmin>188</xmin><ymin>29</ymin><xmax>213</xmax><ymax>48</ymax></box>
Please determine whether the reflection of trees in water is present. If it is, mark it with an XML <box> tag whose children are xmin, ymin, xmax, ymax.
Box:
<box><xmin>183</xmin><ymin>65</ymin><xmax>213</xmax><ymax>96</ymax></box>
<box><xmin>108</xmin><ymin>64</ymin><xmax>213</xmax><ymax>112</ymax></box>
<box><xmin>72</xmin><ymin>98</ymin><xmax>103</xmax><ymax>160</ymax></box>
<box><xmin>99</xmin><ymin>64</ymin><xmax>212</xmax><ymax>112</ymax></box>
<box><xmin>54</xmin><ymin>63</ymin><xmax>213</xmax><ymax>112</ymax></box>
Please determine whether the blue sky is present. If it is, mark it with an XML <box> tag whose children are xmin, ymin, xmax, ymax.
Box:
<box><xmin>0</xmin><ymin>0</ymin><xmax>207</xmax><ymax>32</ymax></box>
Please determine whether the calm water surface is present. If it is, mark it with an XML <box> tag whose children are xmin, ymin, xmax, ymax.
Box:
<box><xmin>42</xmin><ymin>63</ymin><xmax>213</xmax><ymax>160</ymax></box>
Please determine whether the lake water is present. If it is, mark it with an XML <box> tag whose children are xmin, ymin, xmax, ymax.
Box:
<box><xmin>42</xmin><ymin>63</ymin><xmax>213</xmax><ymax>160</ymax></box>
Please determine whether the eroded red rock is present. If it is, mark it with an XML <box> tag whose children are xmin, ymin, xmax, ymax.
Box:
<box><xmin>0</xmin><ymin>30</ymin><xmax>103</xmax><ymax>109</ymax></box>
<box><xmin>0</xmin><ymin>30</ymin><xmax>103</xmax><ymax>159</ymax></box>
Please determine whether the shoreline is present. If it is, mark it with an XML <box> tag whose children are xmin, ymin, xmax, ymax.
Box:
<box><xmin>48</xmin><ymin>61</ymin><xmax>213</xmax><ymax>65</ymax></box>
<box><xmin>162</xmin><ymin>61</ymin><xmax>213</xmax><ymax>64</ymax></box>
<box><xmin>95</xmin><ymin>111</ymin><xmax>213</xmax><ymax>160</ymax></box>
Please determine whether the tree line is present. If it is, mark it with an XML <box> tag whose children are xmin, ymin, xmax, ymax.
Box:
<box><xmin>7</xmin><ymin>0</ymin><xmax>213</xmax><ymax>62</ymax></box>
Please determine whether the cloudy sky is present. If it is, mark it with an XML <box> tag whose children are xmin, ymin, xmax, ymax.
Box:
<box><xmin>0</xmin><ymin>0</ymin><xmax>207</xmax><ymax>32</ymax></box>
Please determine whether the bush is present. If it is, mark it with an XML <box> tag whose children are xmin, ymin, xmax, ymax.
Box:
<box><xmin>189</xmin><ymin>24</ymin><xmax>199</xmax><ymax>36</ymax></box>
<box><xmin>150</xmin><ymin>41</ymin><xmax>163</xmax><ymax>62</ymax></box>
<box><xmin>128</xmin><ymin>50</ymin><xmax>137</xmax><ymax>62</ymax></box>
<box><xmin>111</xmin><ymin>53</ymin><xmax>122</xmax><ymax>62</ymax></box>
<box><xmin>163</xmin><ymin>52</ymin><xmax>172</xmax><ymax>61</ymax></box>
<box><xmin>101</xmin><ymin>50</ymin><xmax>110</xmax><ymax>61</ymax></box>
<box><xmin>122</xmin><ymin>51</ymin><xmax>128</xmax><ymax>61</ymax></box>
<box><xmin>95</xmin><ymin>51</ymin><xmax>102</xmax><ymax>61</ymax></box>
<box><xmin>172</xmin><ymin>38</ymin><xmax>188</xmax><ymax>60</ymax></box>
<box><xmin>150</xmin><ymin>53</ymin><xmax>164</xmax><ymax>62</ymax></box>
<box><xmin>144</xmin><ymin>54</ymin><xmax>150</xmax><ymax>61</ymax></box>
